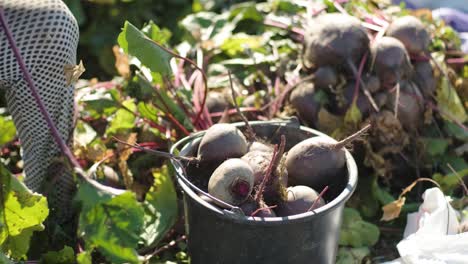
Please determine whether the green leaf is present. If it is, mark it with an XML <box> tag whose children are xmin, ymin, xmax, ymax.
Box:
<box><xmin>135</xmin><ymin>75</ymin><xmax>193</xmax><ymax>131</ymax></box>
<box><xmin>339</xmin><ymin>208</ymin><xmax>380</xmax><ymax>247</ymax></box>
<box><xmin>273</xmin><ymin>0</ymin><xmax>304</xmax><ymax>13</ymax></box>
<box><xmin>40</xmin><ymin>246</ymin><xmax>75</xmax><ymax>264</ymax></box>
<box><xmin>106</xmin><ymin>99</ymin><xmax>136</xmax><ymax>135</ymax></box>
<box><xmin>444</xmin><ymin>121</ymin><xmax>468</xmax><ymax>141</ymax></box>
<box><xmin>229</xmin><ymin>3</ymin><xmax>263</xmax><ymax>22</ymax></box>
<box><xmin>74</xmin><ymin>120</ymin><xmax>97</xmax><ymax>147</ymax></box>
<box><xmin>141</xmin><ymin>21</ymin><xmax>172</xmax><ymax>45</ymax></box>
<box><xmin>438</xmin><ymin>155</ymin><xmax>468</xmax><ymax>174</ymax></box>
<box><xmin>76</xmin><ymin>183</ymin><xmax>145</xmax><ymax>264</ymax></box>
<box><xmin>433</xmin><ymin>169</ymin><xmax>468</xmax><ymax>193</ymax></box>
<box><xmin>220</xmin><ymin>34</ymin><xmax>266</xmax><ymax>57</ymax></box>
<box><xmin>140</xmin><ymin>165</ymin><xmax>178</xmax><ymax>247</ymax></box>
<box><xmin>422</xmin><ymin>137</ymin><xmax>450</xmax><ymax>156</ymax></box>
<box><xmin>0</xmin><ymin>164</ymin><xmax>49</xmax><ymax>260</ymax></box>
<box><xmin>118</xmin><ymin>21</ymin><xmax>173</xmax><ymax>77</ymax></box>
<box><xmin>336</xmin><ymin>247</ymin><xmax>370</xmax><ymax>264</ymax></box>
<box><xmin>0</xmin><ymin>115</ymin><xmax>16</xmax><ymax>146</ymax></box>
<box><xmin>344</xmin><ymin>101</ymin><xmax>362</xmax><ymax>125</ymax></box>
<box><xmin>436</xmin><ymin>77</ymin><xmax>467</xmax><ymax>123</ymax></box>
<box><xmin>80</xmin><ymin>88</ymin><xmax>119</xmax><ymax>119</ymax></box>
<box><xmin>137</xmin><ymin>102</ymin><xmax>160</xmax><ymax>123</ymax></box>
<box><xmin>76</xmin><ymin>251</ymin><xmax>92</xmax><ymax>264</ymax></box>
<box><xmin>0</xmin><ymin>252</ymin><xmax>13</xmax><ymax>264</ymax></box>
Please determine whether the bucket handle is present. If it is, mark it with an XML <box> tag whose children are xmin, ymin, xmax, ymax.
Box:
<box><xmin>172</xmin><ymin>159</ymin><xmax>246</xmax><ymax>218</ymax></box>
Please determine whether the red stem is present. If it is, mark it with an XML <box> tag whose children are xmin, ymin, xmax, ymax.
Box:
<box><xmin>152</xmin><ymin>85</ymin><xmax>190</xmax><ymax>136</ymax></box>
<box><xmin>263</xmin><ymin>19</ymin><xmax>305</xmax><ymax>37</ymax></box>
<box><xmin>141</xmin><ymin>38</ymin><xmax>209</xmax><ymax>126</ymax></box>
<box><xmin>446</xmin><ymin>57</ymin><xmax>467</xmax><ymax>64</ymax></box>
<box><xmin>352</xmin><ymin>51</ymin><xmax>369</xmax><ymax>103</ymax></box>
<box><xmin>308</xmin><ymin>186</ymin><xmax>329</xmax><ymax>211</ymax></box>
<box><xmin>209</xmin><ymin>107</ymin><xmax>261</xmax><ymax>117</ymax></box>
<box><xmin>251</xmin><ymin>205</ymin><xmax>277</xmax><ymax>217</ymax></box>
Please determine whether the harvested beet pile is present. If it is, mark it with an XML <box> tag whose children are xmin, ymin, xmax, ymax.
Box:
<box><xmin>287</xmin><ymin>12</ymin><xmax>464</xmax><ymax>185</ymax></box>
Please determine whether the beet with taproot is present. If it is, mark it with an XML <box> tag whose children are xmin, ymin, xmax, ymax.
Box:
<box><xmin>371</xmin><ymin>37</ymin><xmax>412</xmax><ymax>89</ymax></box>
<box><xmin>386</xmin><ymin>16</ymin><xmax>430</xmax><ymax>55</ymax></box>
<box><xmin>276</xmin><ymin>185</ymin><xmax>325</xmax><ymax>216</ymax></box>
<box><xmin>289</xmin><ymin>81</ymin><xmax>320</xmax><ymax>127</ymax></box>
<box><xmin>285</xmin><ymin>125</ymin><xmax>369</xmax><ymax>189</ymax></box>
<box><xmin>302</xmin><ymin>13</ymin><xmax>370</xmax><ymax>73</ymax></box>
<box><xmin>208</xmin><ymin>158</ymin><xmax>255</xmax><ymax>207</ymax></box>
<box><xmin>198</xmin><ymin>123</ymin><xmax>248</xmax><ymax>162</ymax></box>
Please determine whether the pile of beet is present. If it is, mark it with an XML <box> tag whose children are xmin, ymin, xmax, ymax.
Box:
<box><xmin>184</xmin><ymin>122</ymin><xmax>369</xmax><ymax>218</ymax></box>
<box><xmin>288</xmin><ymin>13</ymin><xmax>442</xmax><ymax>181</ymax></box>
<box><xmin>296</xmin><ymin>13</ymin><xmax>433</xmax><ymax>126</ymax></box>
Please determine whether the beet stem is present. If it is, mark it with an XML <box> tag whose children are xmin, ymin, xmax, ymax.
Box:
<box><xmin>112</xmin><ymin>136</ymin><xmax>198</xmax><ymax>163</ymax></box>
<box><xmin>254</xmin><ymin>135</ymin><xmax>286</xmax><ymax>203</ymax></box>
<box><xmin>394</xmin><ymin>82</ymin><xmax>400</xmax><ymax>118</ymax></box>
<box><xmin>307</xmin><ymin>185</ymin><xmax>329</xmax><ymax>212</ymax></box>
<box><xmin>228</xmin><ymin>71</ymin><xmax>256</xmax><ymax>140</ymax></box>
<box><xmin>352</xmin><ymin>52</ymin><xmax>368</xmax><ymax>103</ymax></box>
<box><xmin>346</xmin><ymin>58</ymin><xmax>380</xmax><ymax>111</ymax></box>
<box><xmin>335</xmin><ymin>123</ymin><xmax>371</xmax><ymax>149</ymax></box>
<box><xmin>251</xmin><ymin>204</ymin><xmax>277</xmax><ymax>217</ymax></box>
<box><xmin>141</xmin><ymin>35</ymin><xmax>209</xmax><ymax>126</ymax></box>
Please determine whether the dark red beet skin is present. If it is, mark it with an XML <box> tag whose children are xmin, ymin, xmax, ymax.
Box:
<box><xmin>289</xmin><ymin>82</ymin><xmax>320</xmax><ymax>127</ymax></box>
<box><xmin>386</xmin><ymin>16</ymin><xmax>430</xmax><ymax>55</ymax></box>
<box><xmin>198</xmin><ymin>124</ymin><xmax>248</xmax><ymax>162</ymax></box>
<box><xmin>371</xmin><ymin>37</ymin><xmax>412</xmax><ymax>89</ymax></box>
<box><xmin>302</xmin><ymin>13</ymin><xmax>370</xmax><ymax>72</ymax></box>
<box><xmin>276</xmin><ymin>186</ymin><xmax>325</xmax><ymax>216</ymax></box>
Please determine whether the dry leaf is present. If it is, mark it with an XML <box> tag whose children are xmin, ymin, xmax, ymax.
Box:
<box><xmin>117</xmin><ymin>133</ymin><xmax>137</xmax><ymax>162</ymax></box>
<box><xmin>112</xmin><ymin>45</ymin><xmax>130</xmax><ymax>78</ymax></box>
<box><xmin>64</xmin><ymin>60</ymin><xmax>85</xmax><ymax>86</ymax></box>
<box><xmin>411</xmin><ymin>9</ymin><xmax>433</xmax><ymax>20</ymax></box>
<box><xmin>381</xmin><ymin>197</ymin><xmax>406</xmax><ymax>221</ymax></box>
<box><xmin>117</xmin><ymin>133</ymin><xmax>137</xmax><ymax>189</ymax></box>
<box><xmin>118</xmin><ymin>159</ymin><xmax>133</xmax><ymax>190</ymax></box>
<box><xmin>381</xmin><ymin>178</ymin><xmax>442</xmax><ymax>221</ymax></box>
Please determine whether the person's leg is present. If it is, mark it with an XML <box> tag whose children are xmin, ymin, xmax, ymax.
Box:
<box><xmin>0</xmin><ymin>0</ymin><xmax>78</xmax><ymax>222</ymax></box>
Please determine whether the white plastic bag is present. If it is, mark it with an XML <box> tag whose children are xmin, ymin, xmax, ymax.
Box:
<box><xmin>383</xmin><ymin>188</ymin><xmax>468</xmax><ymax>264</ymax></box>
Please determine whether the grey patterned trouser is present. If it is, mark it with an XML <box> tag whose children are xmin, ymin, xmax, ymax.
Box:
<box><xmin>0</xmin><ymin>0</ymin><xmax>78</xmax><ymax>222</ymax></box>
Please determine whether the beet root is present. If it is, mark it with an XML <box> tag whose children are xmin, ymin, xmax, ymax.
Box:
<box><xmin>276</xmin><ymin>185</ymin><xmax>325</xmax><ymax>216</ymax></box>
<box><xmin>285</xmin><ymin>125</ymin><xmax>369</xmax><ymax>189</ymax></box>
<box><xmin>248</xmin><ymin>141</ymin><xmax>273</xmax><ymax>153</ymax></box>
<box><xmin>386</xmin><ymin>81</ymin><xmax>424</xmax><ymax>131</ymax></box>
<box><xmin>289</xmin><ymin>82</ymin><xmax>320</xmax><ymax>127</ymax></box>
<box><xmin>365</xmin><ymin>75</ymin><xmax>381</xmax><ymax>94</ymax></box>
<box><xmin>240</xmin><ymin>198</ymin><xmax>277</xmax><ymax>217</ymax></box>
<box><xmin>285</xmin><ymin>136</ymin><xmax>346</xmax><ymax>189</ymax></box>
<box><xmin>341</xmin><ymin>81</ymin><xmax>372</xmax><ymax>117</ymax></box>
<box><xmin>314</xmin><ymin>66</ymin><xmax>338</xmax><ymax>89</ymax></box>
<box><xmin>386</xmin><ymin>16</ymin><xmax>430</xmax><ymax>55</ymax></box>
<box><xmin>206</xmin><ymin>91</ymin><xmax>229</xmax><ymax>113</ymax></box>
<box><xmin>371</xmin><ymin>37</ymin><xmax>412</xmax><ymax>89</ymax></box>
<box><xmin>198</xmin><ymin>123</ymin><xmax>248</xmax><ymax>162</ymax></box>
<box><xmin>241</xmin><ymin>150</ymin><xmax>288</xmax><ymax>202</ymax></box>
<box><xmin>208</xmin><ymin>158</ymin><xmax>254</xmax><ymax>207</ymax></box>
<box><xmin>412</xmin><ymin>60</ymin><xmax>435</xmax><ymax>99</ymax></box>
<box><xmin>302</xmin><ymin>13</ymin><xmax>370</xmax><ymax>71</ymax></box>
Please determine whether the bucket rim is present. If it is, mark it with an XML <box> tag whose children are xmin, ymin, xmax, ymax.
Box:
<box><xmin>170</xmin><ymin>120</ymin><xmax>358</xmax><ymax>224</ymax></box>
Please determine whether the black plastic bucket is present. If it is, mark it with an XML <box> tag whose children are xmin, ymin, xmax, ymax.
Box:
<box><xmin>170</xmin><ymin>121</ymin><xmax>358</xmax><ymax>264</ymax></box>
